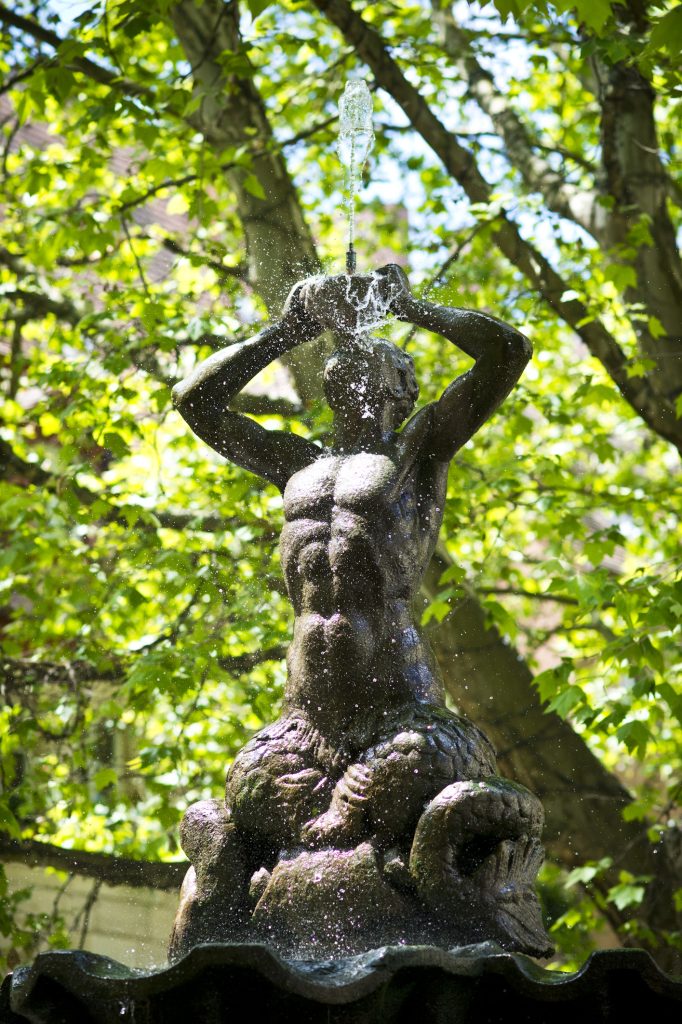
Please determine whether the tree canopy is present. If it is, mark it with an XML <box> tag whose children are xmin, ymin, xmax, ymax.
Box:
<box><xmin>0</xmin><ymin>0</ymin><xmax>680</xmax><ymax>973</ymax></box>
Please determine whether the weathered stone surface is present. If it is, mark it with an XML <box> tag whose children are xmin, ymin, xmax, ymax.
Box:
<box><xmin>169</xmin><ymin>266</ymin><xmax>551</xmax><ymax>959</ymax></box>
<box><xmin>168</xmin><ymin>800</ymin><xmax>249</xmax><ymax>960</ymax></box>
<box><xmin>252</xmin><ymin>843</ymin><xmax>411</xmax><ymax>956</ymax></box>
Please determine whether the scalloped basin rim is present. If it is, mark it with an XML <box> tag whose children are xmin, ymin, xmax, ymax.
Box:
<box><xmin>8</xmin><ymin>943</ymin><xmax>682</xmax><ymax>1013</ymax></box>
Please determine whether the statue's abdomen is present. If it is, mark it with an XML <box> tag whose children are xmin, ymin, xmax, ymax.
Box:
<box><xmin>282</xmin><ymin>512</ymin><xmax>385</xmax><ymax>680</ymax></box>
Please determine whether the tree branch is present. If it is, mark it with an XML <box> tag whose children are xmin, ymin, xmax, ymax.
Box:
<box><xmin>1</xmin><ymin>288</ymin><xmax>79</xmax><ymax>322</ymax></box>
<box><xmin>0</xmin><ymin>3</ymin><xmax>157</xmax><ymax>107</ymax></box>
<box><xmin>1</xmin><ymin>646</ymin><xmax>287</xmax><ymax>694</ymax></box>
<box><xmin>312</xmin><ymin>0</ymin><xmax>682</xmax><ymax>455</ymax></box>
<box><xmin>475</xmin><ymin>586</ymin><xmax>604</xmax><ymax>608</ymax></box>
<box><xmin>0</xmin><ymin>835</ymin><xmax>186</xmax><ymax>891</ymax></box>
<box><xmin>0</xmin><ymin>657</ymin><xmax>119</xmax><ymax>690</ymax></box>
<box><xmin>433</xmin><ymin>3</ymin><xmax>605</xmax><ymax>240</ymax></box>
<box><xmin>160</xmin><ymin>237</ymin><xmax>247</xmax><ymax>282</ymax></box>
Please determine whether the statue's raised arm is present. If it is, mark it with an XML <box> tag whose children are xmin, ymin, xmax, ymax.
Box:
<box><xmin>171</xmin><ymin>283</ymin><xmax>323</xmax><ymax>491</ymax></box>
<box><xmin>379</xmin><ymin>264</ymin><xmax>532</xmax><ymax>462</ymax></box>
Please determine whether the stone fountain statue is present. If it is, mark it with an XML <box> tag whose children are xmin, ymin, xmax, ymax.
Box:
<box><xmin>169</xmin><ymin>265</ymin><xmax>553</xmax><ymax>961</ymax></box>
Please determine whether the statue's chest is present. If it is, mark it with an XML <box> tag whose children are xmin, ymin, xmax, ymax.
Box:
<box><xmin>283</xmin><ymin>454</ymin><xmax>401</xmax><ymax>521</ymax></box>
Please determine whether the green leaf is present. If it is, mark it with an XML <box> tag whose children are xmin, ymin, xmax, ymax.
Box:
<box><xmin>535</xmin><ymin>664</ymin><xmax>571</xmax><ymax>703</ymax></box>
<box><xmin>246</xmin><ymin>0</ymin><xmax>274</xmax><ymax>18</ymax></box>
<box><xmin>0</xmin><ymin>803</ymin><xmax>22</xmax><ymax>839</ymax></box>
<box><xmin>604</xmin><ymin>263</ymin><xmax>637</xmax><ymax>292</ymax></box>
<box><xmin>648</xmin><ymin>6</ymin><xmax>682</xmax><ymax>60</ymax></box>
<box><xmin>647</xmin><ymin>317</ymin><xmax>666</xmax><ymax>340</ymax></box>
<box><xmin>616</xmin><ymin>720</ymin><xmax>650</xmax><ymax>757</ymax></box>
<box><xmin>422</xmin><ymin>587</ymin><xmax>459</xmax><ymax>625</ymax></box>
<box><xmin>658</xmin><ymin>683</ymin><xmax>682</xmax><ymax>725</ymax></box>
<box><xmin>547</xmin><ymin>684</ymin><xmax>584</xmax><ymax>719</ymax></box>
<box><xmin>608</xmin><ymin>881</ymin><xmax>646</xmax><ymax>911</ymax></box>
<box><xmin>491</xmin><ymin>0</ymin><xmax>527</xmax><ymax>20</ymax></box>
<box><xmin>439</xmin><ymin>563</ymin><xmax>467</xmax><ymax>585</ymax></box>
<box><xmin>94</xmin><ymin>767</ymin><xmax>118</xmax><ymax>789</ymax></box>
<box><xmin>38</xmin><ymin>412</ymin><xmax>62</xmax><ymax>436</ymax></box>
<box><xmin>565</xmin><ymin>857</ymin><xmax>613</xmax><ymax>888</ymax></box>
<box><xmin>573</xmin><ymin>0</ymin><xmax>614</xmax><ymax>33</ymax></box>
<box><xmin>102</xmin><ymin>432</ymin><xmax>130</xmax><ymax>459</ymax></box>
<box><xmin>243</xmin><ymin>173</ymin><xmax>266</xmax><ymax>199</ymax></box>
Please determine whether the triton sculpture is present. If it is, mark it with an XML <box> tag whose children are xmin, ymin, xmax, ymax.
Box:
<box><xmin>169</xmin><ymin>265</ymin><xmax>553</xmax><ymax>960</ymax></box>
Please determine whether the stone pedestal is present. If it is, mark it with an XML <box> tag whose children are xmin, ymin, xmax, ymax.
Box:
<box><xmin>3</xmin><ymin>944</ymin><xmax>681</xmax><ymax>1024</ymax></box>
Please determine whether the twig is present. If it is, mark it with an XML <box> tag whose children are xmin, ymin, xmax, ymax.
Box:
<box><xmin>8</xmin><ymin>318</ymin><xmax>23</xmax><ymax>397</ymax></box>
<box><xmin>133</xmin><ymin>589</ymin><xmax>200</xmax><ymax>652</ymax></box>
<box><xmin>75</xmin><ymin>879</ymin><xmax>102</xmax><ymax>949</ymax></box>
<box><xmin>400</xmin><ymin>224</ymin><xmax>484</xmax><ymax>349</ymax></box>
<box><xmin>0</xmin><ymin>59</ymin><xmax>48</xmax><ymax>95</ymax></box>
<box><xmin>120</xmin><ymin>216</ymin><xmax>151</xmax><ymax>297</ymax></box>
<box><xmin>1</xmin><ymin>115</ymin><xmax>20</xmax><ymax>177</ymax></box>
<box><xmin>161</xmin><ymin>237</ymin><xmax>247</xmax><ymax>282</ymax></box>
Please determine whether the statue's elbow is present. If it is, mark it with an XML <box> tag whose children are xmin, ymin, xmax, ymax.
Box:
<box><xmin>506</xmin><ymin>330</ymin><xmax>532</xmax><ymax>371</ymax></box>
<box><xmin>171</xmin><ymin>379</ymin><xmax>197</xmax><ymax>425</ymax></box>
<box><xmin>171</xmin><ymin>379</ymin><xmax>189</xmax><ymax>411</ymax></box>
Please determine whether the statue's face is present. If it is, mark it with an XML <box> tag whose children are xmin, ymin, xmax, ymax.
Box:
<box><xmin>324</xmin><ymin>343</ymin><xmax>418</xmax><ymax>430</ymax></box>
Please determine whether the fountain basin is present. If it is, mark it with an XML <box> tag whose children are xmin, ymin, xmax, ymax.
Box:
<box><xmin>3</xmin><ymin>943</ymin><xmax>680</xmax><ymax>1024</ymax></box>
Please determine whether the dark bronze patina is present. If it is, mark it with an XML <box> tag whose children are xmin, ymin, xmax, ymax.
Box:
<box><xmin>169</xmin><ymin>266</ymin><xmax>552</xmax><ymax>959</ymax></box>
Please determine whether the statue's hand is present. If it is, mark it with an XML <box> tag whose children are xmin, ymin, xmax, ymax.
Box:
<box><xmin>376</xmin><ymin>264</ymin><xmax>414</xmax><ymax>318</ymax></box>
<box><xmin>282</xmin><ymin>280</ymin><xmax>324</xmax><ymax>332</ymax></box>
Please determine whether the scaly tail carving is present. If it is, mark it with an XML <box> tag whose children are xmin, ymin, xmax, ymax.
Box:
<box><xmin>409</xmin><ymin>777</ymin><xmax>553</xmax><ymax>957</ymax></box>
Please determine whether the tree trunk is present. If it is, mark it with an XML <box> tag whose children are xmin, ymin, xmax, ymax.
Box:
<box><xmin>596</xmin><ymin>57</ymin><xmax>682</xmax><ymax>402</ymax></box>
<box><xmin>170</xmin><ymin>0</ymin><xmax>325</xmax><ymax>398</ymax></box>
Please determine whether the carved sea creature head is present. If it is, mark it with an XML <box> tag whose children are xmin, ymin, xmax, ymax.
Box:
<box><xmin>324</xmin><ymin>339</ymin><xmax>419</xmax><ymax>429</ymax></box>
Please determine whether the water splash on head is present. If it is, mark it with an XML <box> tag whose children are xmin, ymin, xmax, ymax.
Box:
<box><xmin>341</xmin><ymin>271</ymin><xmax>393</xmax><ymax>343</ymax></box>
<box><xmin>296</xmin><ymin>269</ymin><xmax>397</xmax><ymax>348</ymax></box>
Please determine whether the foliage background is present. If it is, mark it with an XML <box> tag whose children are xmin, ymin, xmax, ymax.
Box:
<box><xmin>0</xmin><ymin>0</ymin><xmax>680</xmax><ymax>973</ymax></box>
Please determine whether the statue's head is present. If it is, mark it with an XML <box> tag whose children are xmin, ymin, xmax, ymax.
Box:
<box><xmin>324</xmin><ymin>340</ymin><xmax>419</xmax><ymax>430</ymax></box>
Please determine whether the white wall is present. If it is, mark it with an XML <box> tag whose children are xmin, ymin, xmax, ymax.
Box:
<box><xmin>5</xmin><ymin>864</ymin><xmax>178</xmax><ymax>970</ymax></box>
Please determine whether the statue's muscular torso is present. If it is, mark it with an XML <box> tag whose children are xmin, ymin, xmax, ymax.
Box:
<box><xmin>280</xmin><ymin>447</ymin><xmax>448</xmax><ymax>720</ymax></box>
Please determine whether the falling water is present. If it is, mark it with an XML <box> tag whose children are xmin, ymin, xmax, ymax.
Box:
<box><xmin>337</xmin><ymin>80</ymin><xmax>374</xmax><ymax>274</ymax></box>
<box><xmin>341</xmin><ymin>271</ymin><xmax>394</xmax><ymax>341</ymax></box>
